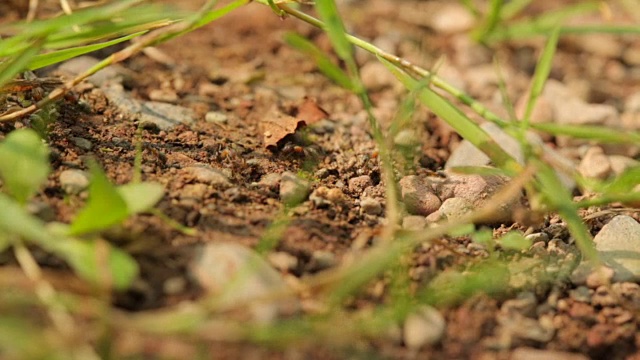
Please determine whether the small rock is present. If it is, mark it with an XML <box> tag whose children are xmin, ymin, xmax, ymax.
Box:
<box><xmin>148</xmin><ymin>89</ymin><xmax>178</xmax><ymax>103</ymax></box>
<box><xmin>348</xmin><ymin>175</ymin><xmax>373</xmax><ymax>194</ymax></box>
<box><xmin>279</xmin><ymin>172</ymin><xmax>310</xmax><ymax>204</ymax></box>
<box><xmin>58</xmin><ymin>56</ymin><xmax>122</xmax><ymax>86</ymax></box>
<box><xmin>360</xmin><ymin>197</ymin><xmax>383</xmax><ymax>216</ymax></box>
<box><xmin>439</xmin><ymin>197</ymin><xmax>473</xmax><ymax>220</ymax></box>
<box><xmin>525</xmin><ymin>232</ymin><xmax>549</xmax><ymax>243</ymax></box>
<box><xmin>310</xmin><ymin>186</ymin><xmax>348</xmax><ymax>207</ymax></box>
<box><xmin>267</xmin><ymin>251</ymin><xmax>298</xmax><ymax>272</ymax></box>
<box><xmin>402</xmin><ymin>215</ymin><xmax>427</xmax><ymax>230</ymax></box>
<box><xmin>179</xmin><ymin>183</ymin><xmax>208</xmax><ymax>201</ymax></box>
<box><xmin>139</xmin><ymin>101</ymin><xmax>196</xmax><ymax>131</ymax></box>
<box><xmin>205</xmin><ymin>111</ymin><xmax>228</xmax><ymax>124</ymax></box>
<box><xmin>586</xmin><ymin>266</ymin><xmax>614</xmax><ymax>288</ymax></box>
<box><xmin>594</xmin><ymin>215</ymin><xmax>640</xmax><ymax>282</ymax></box>
<box><xmin>592</xmin><ymin>285</ymin><xmax>618</xmax><ymax>307</ymax></box>
<box><xmin>515</xmin><ymin>92</ymin><xmax>554</xmax><ymax>125</ymax></box>
<box><xmin>399</xmin><ymin>175</ymin><xmax>442</xmax><ymax>216</ymax></box>
<box><xmin>577</xmin><ymin>146</ymin><xmax>612</xmax><ymax>179</ymax></box>
<box><xmin>59</xmin><ymin>169</ymin><xmax>90</xmax><ymax>195</ymax></box>
<box><xmin>394</xmin><ymin>129</ymin><xmax>420</xmax><ymax>147</ymax></box>
<box><xmin>511</xmin><ymin>347</ymin><xmax>588</xmax><ymax>360</ymax></box>
<box><xmin>182</xmin><ymin>165</ymin><xmax>230</xmax><ymax>186</ymax></box>
<box><xmin>608</xmin><ymin>155</ymin><xmax>639</xmax><ymax>175</ymax></box>
<box><xmin>309</xmin><ymin>250</ymin><xmax>337</xmax><ymax>271</ymax></box>
<box><xmin>258</xmin><ymin>173</ymin><xmax>282</xmax><ymax>190</ymax></box>
<box><xmin>163</xmin><ymin>276</ymin><xmax>186</xmax><ymax>295</ymax></box>
<box><xmin>403</xmin><ymin>306</ymin><xmax>446</xmax><ymax>350</ymax></box>
<box><xmin>573</xmin><ymin>33</ymin><xmax>623</xmax><ymax>58</ymax></box>
<box><xmin>445</xmin><ymin>122</ymin><xmax>524</xmax><ymax>169</ymax></box>
<box><xmin>310</xmin><ymin>119</ymin><xmax>336</xmax><ymax>134</ymax></box>
<box><xmin>544</xmin><ymin>80</ymin><xmax>618</xmax><ymax>128</ymax></box>
<box><xmin>70</xmin><ymin>137</ymin><xmax>92</xmax><ymax>151</ymax></box>
<box><xmin>429</xmin><ymin>3</ymin><xmax>474</xmax><ymax>34</ymax></box>
<box><xmin>360</xmin><ymin>61</ymin><xmax>396</xmax><ymax>91</ymax></box>
<box><xmin>190</xmin><ymin>242</ymin><xmax>298</xmax><ymax>323</ymax></box>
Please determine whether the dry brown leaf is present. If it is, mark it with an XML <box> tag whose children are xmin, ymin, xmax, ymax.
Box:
<box><xmin>260</xmin><ymin>97</ymin><xmax>330</xmax><ymax>149</ymax></box>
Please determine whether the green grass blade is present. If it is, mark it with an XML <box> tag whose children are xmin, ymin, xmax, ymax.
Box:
<box><xmin>0</xmin><ymin>40</ymin><xmax>43</xmax><ymax>86</ymax></box>
<box><xmin>27</xmin><ymin>32</ymin><xmax>143</xmax><ymax>70</ymax></box>
<box><xmin>380</xmin><ymin>58</ymin><xmax>520</xmax><ymax>173</ymax></box>
<box><xmin>283</xmin><ymin>32</ymin><xmax>353</xmax><ymax>90</ymax></box>
<box><xmin>534</xmin><ymin>161</ymin><xmax>599</xmax><ymax>263</ymax></box>
<box><xmin>500</xmin><ymin>0</ymin><xmax>533</xmax><ymax>20</ymax></box>
<box><xmin>473</xmin><ymin>0</ymin><xmax>504</xmax><ymax>42</ymax></box>
<box><xmin>522</xmin><ymin>26</ymin><xmax>560</xmax><ymax>127</ymax></box>
<box><xmin>531</xmin><ymin>123</ymin><xmax>640</xmax><ymax>143</ymax></box>
<box><xmin>314</xmin><ymin>0</ymin><xmax>353</xmax><ymax>62</ymax></box>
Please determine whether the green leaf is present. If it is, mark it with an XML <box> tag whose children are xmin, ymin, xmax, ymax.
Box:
<box><xmin>522</xmin><ymin>26</ymin><xmax>560</xmax><ymax>126</ymax></box>
<box><xmin>27</xmin><ymin>32</ymin><xmax>143</xmax><ymax>70</ymax></box>
<box><xmin>117</xmin><ymin>182</ymin><xmax>165</xmax><ymax>214</ymax></box>
<box><xmin>0</xmin><ymin>129</ymin><xmax>50</xmax><ymax>204</ymax></box>
<box><xmin>69</xmin><ymin>162</ymin><xmax>129</xmax><ymax>235</ymax></box>
<box><xmin>0</xmin><ymin>194</ymin><xmax>138</xmax><ymax>290</ymax></box>
<box><xmin>284</xmin><ymin>32</ymin><xmax>353</xmax><ymax>90</ymax></box>
<box><xmin>314</xmin><ymin>0</ymin><xmax>353</xmax><ymax>62</ymax></box>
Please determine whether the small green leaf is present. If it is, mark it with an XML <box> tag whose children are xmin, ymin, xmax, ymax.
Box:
<box><xmin>69</xmin><ymin>162</ymin><xmax>128</xmax><ymax>235</ymax></box>
<box><xmin>117</xmin><ymin>182</ymin><xmax>165</xmax><ymax>214</ymax></box>
<box><xmin>0</xmin><ymin>129</ymin><xmax>50</xmax><ymax>204</ymax></box>
<box><xmin>0</xmin><ymin>194</ymin><xmax>138</xmax><ymax>289</ymax></box>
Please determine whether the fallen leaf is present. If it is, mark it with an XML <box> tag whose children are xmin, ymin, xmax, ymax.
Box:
<box><xmin>260</xmin><ymin>97</ymin><xmax>330</xmax><ymax>149</ymax></box>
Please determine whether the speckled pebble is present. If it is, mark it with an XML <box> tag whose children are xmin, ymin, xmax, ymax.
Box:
<box><xmin>182</xmin><ymin>165</ymin><xmax>230</xmax><ymax>186</ymax></box>
<box><xmin>348</xmin><ymin>175</ymin><xmax>373</xmax><ymax>194</ymax></box>
<box><xmin>59</xmin><ymin>169</ymin><xmax>90</xmax><ymax>195</ymax></box>
<box><xmin>439</xmin><ymin>197</ymin><xmax>473</xmax><ymax>220</ymax></box>
<box><xmin>360</xmin><ymin>197</ymin><xmax>382</xmax><ymax>215</ymax></box>
<box><xmin>399</xmin><ymin>175</ymin><xmax>441</xmax><ymax>216</ymax></box>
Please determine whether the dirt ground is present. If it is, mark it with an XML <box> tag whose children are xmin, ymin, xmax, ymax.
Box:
<box><xmin>2</xmin><ymin>1</ymin><xmax>640</xmax><ymax>359</ymax></box>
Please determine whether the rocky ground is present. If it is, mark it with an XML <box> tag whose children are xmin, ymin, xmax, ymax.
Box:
<box><xmin>2</xmin><ymin>0</ymin><xmax>640</xmax><ymax>359</ymax></box>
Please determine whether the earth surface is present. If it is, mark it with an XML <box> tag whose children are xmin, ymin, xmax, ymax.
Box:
<box><xmin>1</xmin><ymin>1</ymin><xmax>640</xmax><ymax>359</ymax></box>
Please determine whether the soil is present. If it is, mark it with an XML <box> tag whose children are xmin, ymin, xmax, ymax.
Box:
<box><xmin>1</xmin><ymin>1</ymin><xmax>640</xmax><ymax>359</ymax></box>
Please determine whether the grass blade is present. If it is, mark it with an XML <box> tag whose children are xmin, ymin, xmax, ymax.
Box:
<box><xmin>314</xmin><ymin>1</ymin><xmax>353</xmax><ymax>62</ymax></box>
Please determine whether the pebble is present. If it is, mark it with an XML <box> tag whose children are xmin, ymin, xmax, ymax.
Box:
<box><xmin>148</xmin><ymin>89</ymin><xmax>178</xmax><ymax>103</ymax></box>
<box><xmin>445</xmin><ymin>122</ymin><xmax>525</xmax><ymax>169</ymax></box>
<box><xmin>204</xmin><ymin>111</ymin><xmax>228</xmax><ymax>124</ymax></box>
<box><xmin>511</xmin><ymin>347</ymin><xmax>588</xmax><ymax>360</ymax></box>
<box><xmin>309</xmin><ymin>250</ymin><xmax>337</xmax><ymax>271</ymax></box>
<box><xmin>439</xmin><ymin>197</ymin><xmax>473</xmax><ymax>220</ymax></box>
<box><xmin>139</xmin><ymin>101</ymin><xmax>196</xmax><ymax>131</ymax></box>
<box><xmin>189</xmin><ymin>242</ymin><xmax>299</xmax><ymax>323</ymax></box>
<box><xmin>267</xmin><ymin>251</ymin><xmax>298</xmax><ymax>272</ymax></box>
<box><xmin>348</xmin><ymin>175</ymin><xmax>373</xmax><ymax>194</ymax></box>
<box><xmin>577</xmin><ymin>146</ymin><xmax>612</xmax><ymax>179</ymax></box>
<box><xmin>258</xmin><ymin>173</ymin><xmax>282</xmax><ymax>190</ymax></box>
<box><xmin>179</xmin><ymin>183</ymin><xmax>208</xmax><ymax>201</ymax></box>
<box><xmin>182</xmin><ymin>165</ymin><xmax>230</xmax><ymax>186</ymax></box>
<box><xmin>608</xmin><ymin>155</ymin><xmax>639</xmax><ymax>175</ymax></box>
<box><xmin>525</xmin><ymin>232</ymin><xmax>549</xmax><ymax>243</ymax></box>
<box><xmin>360</xmin><ymin>197</ymin><xmax>383</xmax><ymax>216</ymax></box>
<box><xmin>403</xmin><ymin>305</ymin><xmax>446</xmax><ymax>350</ymax></box>
<box><xmin>402</xmin><ymin>215</ymin><xmax>427</xmax><ymax>231</ymax></box>
<box><xmin>59</xmin><ymin>169</ymin><xmax>90</xmax><ymax>195</ymax></box>
<box><xmin>70</xmin><ymin>137</ymin><xmax>92</xmax><ymax>151</ymax></box>
<box><xmin>310</xmin><ymin>186</ymin><xmax>348</xmax><ymax>207</ymax></box>
<box><xmin>586</xmin><ymin>266</ymin><xmax>614</xmax><ymax>288</ymax></box>
<box><xmin>543</xmin><ymin>80</ymin><xmax>618</xmax><ymax>127</ymax></box>
<box><xmin>446</xmin><ymin>172</ymin><xmax>518</xmax><ymax>224</ymax></box>
<box><xmin>399</xmin><ymin>175</ymin><xmax>442</xmax><ymax>216</ymax></box>
<box><xmin>393</xmin><ymin>129</ymin><xmax>420</xmax><ymax>148</ymax></box>
<box><xmin>360</xmin><ymin>61</ymin><xmax>396</xmax><ymax>91</ymax></box>
<box><xmin>279</xmin><ymin>171</ymin><xmax>310</xmax><ymax>204</ymax></box>
<box><xmin>428</xmin><ymin>3</ymin><xmax>474</xmax><ymax>34</ymax></box>
<box><xmin>593</xmin><ymin>215</ymin><xmax>640</xmax><ymax>282</ymax></box>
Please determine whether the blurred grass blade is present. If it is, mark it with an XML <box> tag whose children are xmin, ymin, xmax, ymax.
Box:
<box><xmin>283</xmin><ymin>32</ymin><xmax>353</xmax><ymax>90</ymax></box>
<box><xmin>314</xmin><ymin>0</ymin><xmax>353</xmax><ymax>62</ymax></box>
<box><xmin>380</xmin><ymin>57</ymin><xmax>520</xmax><ymax>173</ymax></box>
<box><xmin>69</xmin><ymin>162</ymin><xmax>129</xmax><ymax>236</ymax></box>
<box><xmin>531</xmin><ymin>122</ymin><xmax>640</xmax><ymax>143</ymax></box>
<box><xmin>534</xmin><ymin>160</ymin><xmax>599</xmax><ymax>262</ymax></box>
<box><xmin>28</xmin><ymin>32</ymin><xmax>143</xmax><ymax>70</ymax></box>
<box><xmin>0</xmin><ymin>40</ymin><xmax>43</xmax><ymax>86</ymax></box>
<box><xmin>0</xmin><ymin>129</ymin><xmax>50</xmax><ymax>205</ymax></box>
<box><xmin>522</xmin><ymin>26</ymin><xmax>560</xmax><ymax>127</ymax></box>
<box><xmin>473</xmin><ymin>0</ymin><xmax>503</xmax><ymax>42</ymax></box>
<box><xmin>500</xmin><ymin>0</ymin><xmax>533</xmax><ymax>20</ymax></box>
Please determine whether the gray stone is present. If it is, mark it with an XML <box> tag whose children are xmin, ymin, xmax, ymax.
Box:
<box><xmin>399</xmin><ymin>175</ymin><xmax>442</xmax><ymax>216</ymax></box>
<box><xmin>190</xmin><ymin>242</ymin><xmax>298</xmax><ymax>323</ymax></box>
<box><xmin>139</xmin><ymin>101</ymin><xmax>196</xmax><ymax>130</ymax></box>
<box><xmin>439</xmin><ymin>197</ymin><xmax>473</xmax><ymax>220</ymax></box>
<box><xmin>594</xmin><ymin>215</ymin><xmax>640</xmax><ymax>282</ymax></box>
<box><xmin>360</xmin><ymin>197</ymin><xmax>383</xmax><ymax>216</ymax></box>
<box><xmin>182</xmin><ymin>165</ymin><xmax>230</xmax><ymax>186</ymax></box>
<box><xmin>59</xmin><ymin>169</ymin><xmax>90</xmax><ymax>195</ymax></box>
<box><xmin>70</xmin><ymin>137</ymin><xmax>92</xmax><ymax>151</ymax></box>
<box><xmin>403</xmin><ymin>305</ymin><xmax>446</xmax><ymax>350</ymax></box>
<box><xmin>279</xmin><ymin>171</ymin><xmax>310</xmax><ymax>204</ymax></box>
